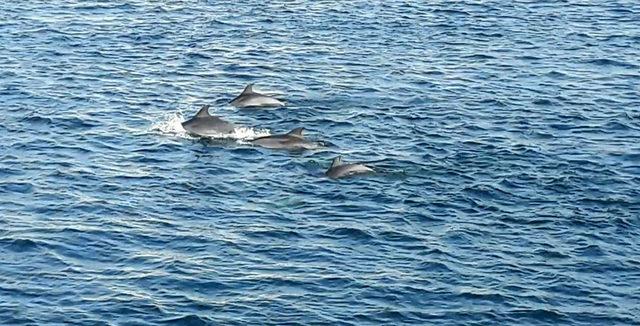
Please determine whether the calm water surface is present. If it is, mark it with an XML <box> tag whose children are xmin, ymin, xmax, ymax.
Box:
<box><xmin>1</xmin><ymin>1</ymin><xmax>639</xmax><ymax>325</ymax></box>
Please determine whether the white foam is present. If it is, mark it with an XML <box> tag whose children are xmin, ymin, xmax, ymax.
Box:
<box><xmin>228</xmin><ymin>126</ymin><xmax>271</xmax><ymax>141</ymax></box>
<box><xmin>150</xmin><ymin>110</ymin><xmax>193</xmax><ymax>139</ymax></box>
<box><xmin>149</xmin><ymin>110</ymin><xmax>270</xmax><ymax>141</ymax></box>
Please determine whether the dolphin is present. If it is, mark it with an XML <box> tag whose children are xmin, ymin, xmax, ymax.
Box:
<box><xmin>181</xmin><ymin>105</ymin><xmax>236</xmax><ymax>137</ymax></box>
<box><xmin>249</xmin><ymin>127</ymin><xmax>324</xmax><ymax>150</ymax></box>
<box><xmin>325</xmin><ymin>156</ymin><xmax>374</xmax><ymax>179</ymax></box>
<box><xmin>229</xmin><ymin>84</ymin><xmax>285</xmax><ymax>108</ymax></box>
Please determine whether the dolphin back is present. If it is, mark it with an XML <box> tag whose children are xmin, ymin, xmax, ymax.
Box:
<box><xmin>182</xmin><ymin>106</ymin><xmax>236</xmax><ymax>136</ymax></box>
<box><xmin>230</xmin><ymin>84</ymin><xmax>286</xmax><ymax>108</ymax></box>
<box><xmin>326</xmin><ymin>158</ymin><xmax>373</xmax><ymax>179</ymax></box>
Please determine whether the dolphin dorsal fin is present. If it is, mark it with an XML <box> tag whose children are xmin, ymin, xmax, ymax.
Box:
<box><xmin>287</xmin><ymin>127</ymin><xmax>304</xmax><ymax>138</ymax></box>
<box><xmin>196</xmin><ymin>105</ymin><xmax>211</xmax><ymax>117</ymax></box>
<box><xmin>331</xmin><ymin>156</ymin><xmax>343</xmax><ymax>168</ymax></box>
<box><xmin>241</xmin><ymin>84</ymin><xmax>255</xmax><ymax>95</ymax></box>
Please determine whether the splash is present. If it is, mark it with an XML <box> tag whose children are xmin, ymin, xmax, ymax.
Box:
<box><xmin>150</xmin><ymin>111</ymin><xmax>191</xmax><ymax>138</ymax></box>
<box><xmin>229</xmin><ymin>126</ymin><xmax>271</xmax><ymax>141</ymax></box>
<box><xmin>149</xmin><ymin>110</ymin><xmax>270</xmax><ymax>141</ymax></box>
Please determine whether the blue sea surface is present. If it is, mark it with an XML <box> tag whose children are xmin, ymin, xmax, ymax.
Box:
<box><xmin>1</xmin><ymin>1</ymin><xmax>640</xmax><ymax>325</ymax></box>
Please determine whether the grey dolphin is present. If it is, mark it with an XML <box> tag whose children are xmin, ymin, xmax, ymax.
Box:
<box><xmin>249</xmin><ymin>127</ymin><xmax>324</xmax><ymax>150</ymax></box>
<box><xmin>325</xmin><ymin>156</ymin><xmax>374</xmax><ymax>179</ymax></box>
<box><xmin>229</xmin><ymin>84</ymin><xmax>285</xmax><ymax>108</ymax></box>
<box><xmin>181</xmin><ymin>105</ymin><xmax>236</xmax><ymax>137</ymax></box>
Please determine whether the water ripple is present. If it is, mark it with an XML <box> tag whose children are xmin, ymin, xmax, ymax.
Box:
<box><xmin>1</xmin><ymin>0</ymin><xmax>639</xmax><ymax>325</ymax></box>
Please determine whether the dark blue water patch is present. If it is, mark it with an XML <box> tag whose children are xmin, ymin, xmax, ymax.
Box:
<box><xmin>516</xmin><ymin>55</ymin><xmax>543</xmax><ymax>61</ymax></box>
<box><xmin>432</xmin><ymin>8</ymin><xmax>470</xmax><ymax>16</ymax></box>
<box><xmin>463</xmin><ymin>54</ymin><xmax>496</xmax><ymax>60</ymax></box>
<box><xmin>321</xmin><ymin>227</ymin><xmax>374</xmax><ymax>241</ymax></box>
<box><xmin>603</xmin><ymin>120</ymin><xmax>635</xmax><ymax>131</ymax></box>
<box><xmin>0</xmin><ymin>237</ymin><xmax>41</xmax><ymax>252</ymax></box>
<box><xmin>610</xmin><ymin>152</ymin><xmax>640</xmax><ymax>162</ymax></box>
<box><xmin>0</xmin><ymin>182</ymin><xmax>34</xmax><ymax>194</ymax></box>
<box><xmin>19</xmin><ymin>115</ymin><xmax>54</xmax><ymax>126</ymax></box>
<box><xmin>509</xmin><ymin>309</ymin><xmax>569</xmax><ymax>324</ymax></box>
<box><xmin>533</xmin><ymin>248</ymin><xmax>571</xmax><ymax>260</ymax></box>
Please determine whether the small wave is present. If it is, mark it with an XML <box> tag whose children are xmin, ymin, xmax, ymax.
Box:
<box><xmin>510</xmin><ymin>308</ymin><xmax>568</xmax><ymax>322</ymax></box>
<box><xmin>0</xmin><ymin>182</ymin><xmax>34</xmax><ymax>194</ymax></box>
<box><xmin>161</xmin><ymin>314</ymin><xmax>212</xmax><ymax>325</ymax></box>
<box><xmin>21</xmin><ymin>115</ymin><xmax>53</xmax><ymax>125</ymax></box>
<box><xmin>603</xmin><ymin>121</ymin><xmax>633</xmax><ymax>131</ymax></box>
<box><xmin>418</xmin><ymin>261</ymin><xmax>454</xmax><ymax>273</ymax></box>
<box><xmin>546</xmin><ymin>70</ymin><xmax>567</xmax><ymax>78</ymax></box>
<box><xmin>516</xmin><ymin>55</ymin><xmax>543</xmax><ymax>61</ymax></box>
<box><xmin>149</xmin><ymin>111</ymin><xmax>270</xmax><ymax>141</ymax></box>
<box><xmin>325</xmin><ymin>227</ymin><xmax>374</xmax><ymax>240</ymax></box>
<box><xmin>478</xmin><ymin>98</ymin><xmax>507</xmax><ymax>107</ymax></box>
<box><xmin>534</xmin><ymin>248</ymin><xmax>570</xmax><ymax>259</ymax></box>
<box><xmin>457</xmin><ymin>290</ymin><xmax>509</xmax><ymax>303</ymax></box>
<box><xmin>574</xmin><ymin>244</ymin><xmax>605</xmax><ymax>257</ymax></box>
<box><xmin>532</xmin><ymin>99</ymin><xmax>557</xmax><ymax>106</ymax></box>
<box><xmin>0</xmin><ymin>237</ymin><xmax>41</xmax><ymax>252</ymax></box>
<box><xmin>586</xmin><ymin>58</ymin><xmax>638</xmax><ymax>69</ymax></box>
<box><xmin>464</xmin><ymin>54</ymin><xmax>496</xmax><ymax>60</ymax></box>
<box><xmin>432</xmin><ymin>8</ymin><xmax>470</xmax><ymax>16</ymax></box>
<box><xmin>185</xmin><ymin>52</ymin><xmax>213</xmax><ymax>60</ymax></box>
<box><xmin>244</xmin><ymin>229</ymin><xmax>304</xmax><ymax>240</ymax></box>
<box><xmin>378</xmin><ymin>230</ymin><xmax>422</xmax><ymax>243</ymax></box>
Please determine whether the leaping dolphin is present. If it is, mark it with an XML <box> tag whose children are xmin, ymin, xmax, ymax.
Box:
<box><xmin>325</xmin><ymin>156</ymin><xmax>374</xmax><ymax>179</ymax></box>
<box><xmin>229</xmin><ymin>84</ymin><xmax>285</xmax><ymax>108</ymax></box>
<box><xmin>181</xmin><ymin>105</ymin><xmax>236</xmax><ymax>137</ymax></box>
<box><xmin>249</xmin><ymin>127</ymin><xmax>324</xmax><ymax>150</ymax></box>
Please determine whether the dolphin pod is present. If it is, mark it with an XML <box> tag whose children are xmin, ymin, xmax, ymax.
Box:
<box><xmin>180</xmin><ymin>84</ymin><xmax>374</xmax><ymax>179</ymax></box>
